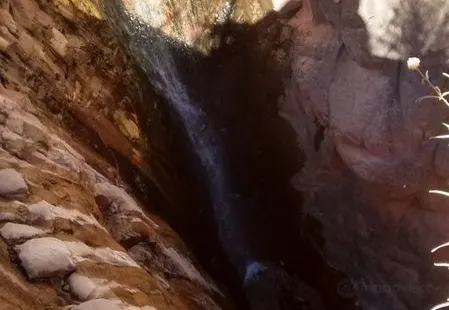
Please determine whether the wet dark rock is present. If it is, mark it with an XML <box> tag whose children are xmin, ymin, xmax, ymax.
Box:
<box><xmin>243</xmin><ymin>262</ymin><xmax>325</xmax><ymax>310</ymax></box>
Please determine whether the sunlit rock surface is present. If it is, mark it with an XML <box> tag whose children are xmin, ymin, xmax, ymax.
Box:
<box><xmin>0</xmin><ymin>168</ymin><xmax>29</xmax><ymax>198</ymax></box>
<box><xmin>116</xmin><ymin>0</ymin><xmax>272</xmax><ymax>53</ymax></box>
<box><xmin>0</xmin><ymin>88</ymin><xmax>225</xmax><ymax>309</ymax></box>
<box><xmin>0</xmin><ymin>0</ymin><xmax>176</xmax><ymax>203</ymax></box>
<box><xmin>0</xmin><ymin>1</ymin><xmax>226</xmax><ymax>309</ymax></box>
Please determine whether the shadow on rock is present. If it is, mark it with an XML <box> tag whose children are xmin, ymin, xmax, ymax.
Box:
<box><xmin>101</xmin><ymin>0</ymin><xmax>362</xmax><ymax>309</ymax></box>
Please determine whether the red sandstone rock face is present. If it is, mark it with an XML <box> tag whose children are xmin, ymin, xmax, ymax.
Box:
<box><xmin>281</xmin><ymin>0</ymin><xmax>449</xmax><ymax>309</ymax></box>
<box><xmin>118</xmin><ymin>0</ymin><xmax>272</xmax><ymax>53</ymax></box>
<box><xmin>0</xmin><ymin>1</ymin><xmax>225</xmax><ymax>309</ymax></box>
<box><xmin>0</xmin><ymin>0</ymin><xmax>179</xmax><ymax>203</ymax></box>
<box><xmin>0</xmin><ymin>87</ymin><xmax>224</xmax><ymax>310</ymax></box>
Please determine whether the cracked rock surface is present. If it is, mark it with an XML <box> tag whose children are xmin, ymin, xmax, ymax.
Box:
<box><xmin>0</xmin><ymin>91</ymin><xmax>224</xmax><ymax>310</ymax></box>
<box><xmin>0</xmin><ymin>1</ymin><xmax>225</xmax><ymax>309</ymax></box>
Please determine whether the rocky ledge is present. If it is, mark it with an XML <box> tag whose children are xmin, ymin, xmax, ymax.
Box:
<box><xmin>0</xmin><ymin>39</ymin><xmax>224</xmax><ymax>310</ymax></box>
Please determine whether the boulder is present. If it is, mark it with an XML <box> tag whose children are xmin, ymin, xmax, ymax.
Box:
<box><xmin>71</xmin><ymin>298</ymin><xmax>158</xmax><ymax>310</ymax></box>
<box><xmin>0</xmin><ymin>223</ymin><xmax>48</xmax><ymax>242</ymax></box>
<box><xmin>0</xmin><ymin>168</ymin><xmax>28</xmax><ymax>198</ymax></box>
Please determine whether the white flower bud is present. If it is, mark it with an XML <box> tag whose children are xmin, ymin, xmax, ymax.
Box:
<box><xmin>407</xmin><ymin>57</ymin><xmax>421</xmax><ymax>71</ymax></box>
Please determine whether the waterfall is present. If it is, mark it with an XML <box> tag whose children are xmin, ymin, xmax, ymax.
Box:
<box><xmin>103</xmin><ymin>0</ymin><xmax>253</xmax><ymax>277</ymax></box>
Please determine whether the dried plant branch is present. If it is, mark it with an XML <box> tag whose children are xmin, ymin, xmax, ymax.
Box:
<box><xmin>408</xmin><ymin>57</ymin><xmax>449</xmax><ymax>310</ymax></box>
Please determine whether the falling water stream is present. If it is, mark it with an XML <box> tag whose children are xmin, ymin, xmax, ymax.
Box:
<box><xmin>103</xmin><ymin>0</ymin><xmax>253</xmax><ymax>279</ymax></box>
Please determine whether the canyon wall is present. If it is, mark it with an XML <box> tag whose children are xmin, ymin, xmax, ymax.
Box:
<box><xmin>0</xmin><ymin>1</ymin><xmax>227</xmax><ymax>309</ymax></box>
<box><xmin>281</xmin><ymin>0</ymin><xmax>449</xmax><ymax>309</ymax></box>
<box><xmin>2</xmin><ymin>0</ymin><xmax>449</xmax><ymax>309</ymax></box>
